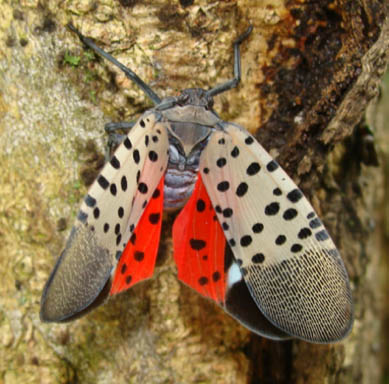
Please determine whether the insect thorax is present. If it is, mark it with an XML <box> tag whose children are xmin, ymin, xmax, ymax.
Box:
<box><xmin>156</xmin><ymin>89</ymin><xmax>221</xmax><ymax>209</ymax></box>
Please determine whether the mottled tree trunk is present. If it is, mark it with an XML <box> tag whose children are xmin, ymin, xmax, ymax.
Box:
<box><xmin>0</xmin><ymin>1</ymin><xmax>387</xmax><ymax>383</ymax></box>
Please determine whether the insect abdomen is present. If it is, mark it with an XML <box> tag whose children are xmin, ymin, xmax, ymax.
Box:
<box><xmin>164</xmin><ymin>167</ymin><xmax>198</xmax><ymax>209</ymax></box>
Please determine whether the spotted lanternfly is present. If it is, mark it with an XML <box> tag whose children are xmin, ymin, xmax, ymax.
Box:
<box><xmin>40</xmin><ymin>23</ymin><xmax>353</xmax><ymax>343</ymax></box>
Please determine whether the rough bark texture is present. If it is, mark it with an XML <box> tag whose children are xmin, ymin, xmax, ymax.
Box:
<box><xmin>0</xmin><ymin>1</ymin><xmax>388</xmax><ymax>383</ymax></box>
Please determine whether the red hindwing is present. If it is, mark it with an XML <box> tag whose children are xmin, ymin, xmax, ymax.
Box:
<box><xmin>173</xmin><ymin>174</ymin><xmax>226</xmax><ymax>303</ymax></box>
<box><xmin>110</xmin><ymin>176</ymin><xmax>165</xmax><ymax>295</ymax></box>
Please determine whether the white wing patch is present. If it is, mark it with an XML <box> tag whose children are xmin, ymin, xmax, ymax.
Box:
<box><xmin>200</xmin><ymin>122</ymin><xmax>353</xmax><ymax>342</ymax></box>
<box><xmin>40</xmin><ymin>112</ymin><xmax>169</xmax><ymax>322</ymax></box>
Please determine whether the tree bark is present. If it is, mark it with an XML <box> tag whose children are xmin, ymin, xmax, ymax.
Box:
<box><xmin>0</xmin><ymin>1</ymin><xmax>387</xmax><ymax>383</ymax></box>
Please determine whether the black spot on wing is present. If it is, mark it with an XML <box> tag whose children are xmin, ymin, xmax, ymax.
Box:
<box><xmin>287</xmin><ymin>188</ymin><xmax>303</xmax><ymax>203</ymax></box>
<box><xmin>252</xmin><ymin>223</ymin><xmax>264</xmax><ymax>233</ymax></box>
<box><xmin>265</xmin><ymin>202</ymin><xmax>280</xmax><ymax>215</ymax></box>
<box><xmin>121</xmin><ymin>176</ymin><xmax>127</xmax><ymax>191</ymax></box>
<box><xmin>315</xmin><ymin>229</ymin><xmax>329</xmax><ymax>241</ymax></box>
<box><xmin>266</xmin><ymin>160</ymin><xmax>279</xmax><ymax>172</ymax></box>
<box><xmin>148</xmin><ymin>151</ymin><xmax>158</xmax><ymax>162</ymax></box>
<box><xmin>110</xmin><ymin>183</ymin><xmax>117</xmax><ymax>196</ymax></box>
<box><xmin>283</xmin><ymin>208</ymin><xmax>298</xmax><ymax>220</ymax></box>
<box><xmin>196</xmin><ymin>199</ymin><xmax>205</xmax><ymax>212</ymax></box>
<box><xmin>85</xmin><ymin>195</ymin><xmax>96</xmax><ymax>207</ymax></box>
<box><xmin>110</xmin><ymin>155</ymin><xmax>120</xmax><ymax>169</ymax></box>
<box><xmin>77</xmin><ymin>210</ymin><xmax>88</xmax><ymax>223</ymax></box>
<box><xmin>149</xmin><ymin>213</ymin><xmax>161</xmax><ymax>224</ymax></box>
<box><xmin>217</xmin><ymin>181</ymin><xmax>230</xmax><ymax>192</ymax></box>
<box><xmin>134</xmin><ymin>251</ymin><xmax>144</xmax><ymax>261</ymax></box>
<box><xmin>190</xmin><ymin>238</ymin><xmax>206</xmax><ymax>250</ymax></box>
<box><xmin>236</xmin><ymin>182</ymin><xmax>248</xmax><ymax>197</ymax></box>
<box><xmin>97</xmin><ymin>175</ymin><xmax>109</xmax><ymax>189</ymax></box>
<box><xmin>124</xmin><ymin>137</ymin><xmax>132</xmax><ymax>149</ymax></box>
<box><xmin>247</xmin><ymin>162</ymin><xmax>260</xmax><ymax>176</ymax></box>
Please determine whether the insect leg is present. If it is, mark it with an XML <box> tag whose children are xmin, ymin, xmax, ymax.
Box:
<box><xmin>104</xmin><ymin>121</ymin><xmax>135</xmax><ymax>135</ymax></box>
<box><xmin>206</xmin><ymin>26</ymin><xmax>253</xmax><ymax>98</ymax></box>
<box><xmin>67</xmin><ymin>23</ymin><xmax>162</xmax><ymax>105</ymax></box>
<box><xmin>104</xmin><ymin>122</ymin><xmax>135</xmax><ymax>160</ymax></box>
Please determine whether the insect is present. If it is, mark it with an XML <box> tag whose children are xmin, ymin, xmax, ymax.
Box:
<box><xmin>40</xmin><ymin>23</ymin><xmax>353</xmax><ymax>343</ymax></box>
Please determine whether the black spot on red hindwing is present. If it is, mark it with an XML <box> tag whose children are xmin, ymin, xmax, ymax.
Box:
<box><xmin>152</xmin><ymin>188</ymin><xmax>160</xmax><ymax>199</ymax></box>
<box><xmin>198</xmin><ymin>276</ymin><xmax>208</xmax><ymax>285</ymax></box>
<box><xmin>212</xmin><ymin>271</ymin><xmax>221</xmax><ymax>282</ymax></box>
<box><xmin>125</xmin><ymin>275</ymin><xmax>132</xmax><ymax>284</ymax></box>
<box><xmin>149</xmin><ymin>213</ymin><xmax>161</xmax><ymax>224</ymax></box>
<box><xmin>134</xmin><ymin>251</ymin><xmax>145</xmax><ymax>261</ymax></box>
<box><xmin>130</xmin><ymin>233</ymin><xmax>136</xmax><ymax>245</ymax></box>
<box><xmin>121</xmin><ymin>263</ymin><xmax>127</xmax><ymax>274</ymax></box>
<box><xmin>190</xmin><ymin>238</ymin><xmax>206</xmax><ymax>250</ymax></box>
<box><xmin>196</xmin><ymin>199</ymin><xmax>206</xmax><ymax>212</ymax></box>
